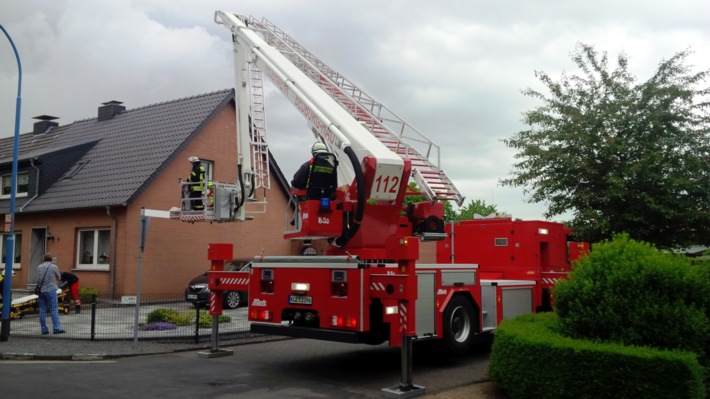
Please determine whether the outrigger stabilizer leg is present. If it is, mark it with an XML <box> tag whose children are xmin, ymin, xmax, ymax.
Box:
<box><xmin>382</xmin><ymin>333</ymin><xmax>426</xmax><ymax>398</ymax></box>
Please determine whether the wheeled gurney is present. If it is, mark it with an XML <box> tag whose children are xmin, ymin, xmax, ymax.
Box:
<box><xmin>2</xmin><ymin>288</ymin><xmax>70</xmax><ymax>319</ymax></box>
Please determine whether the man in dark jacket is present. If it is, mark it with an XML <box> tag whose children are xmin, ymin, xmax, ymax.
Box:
<box><xmin>60</xmin><ymin>271</ymin><xmax>81</xmax><ymax>314</ymax></box>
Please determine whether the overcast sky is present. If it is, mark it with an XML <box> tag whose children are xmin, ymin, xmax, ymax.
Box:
<box><xmin>1</xmin><ymin>0</ymin><xmax>709</xmax><ymax>221</ymax></box>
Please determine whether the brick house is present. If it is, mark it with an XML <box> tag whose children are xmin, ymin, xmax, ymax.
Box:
<box><xmin>0</xmin><ymin>89</ymin><xmax>309</xmax><ymax>298</ymax></box>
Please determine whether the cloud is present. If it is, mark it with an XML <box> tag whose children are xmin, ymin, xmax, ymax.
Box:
<box><xmin>1</xmin><ymin>0</ymin><xmax>708</xmax><ymax>221</ymax></box>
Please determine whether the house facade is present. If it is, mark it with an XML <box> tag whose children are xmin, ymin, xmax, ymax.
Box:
<box><xmin>0</xmin><ymin>90</ymin><xmax>307</xmax><ymax>298</ymax></box>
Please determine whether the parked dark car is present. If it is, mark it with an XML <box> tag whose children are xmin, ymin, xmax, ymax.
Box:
<box><xmin>185</xmin><ymin>262</ymin><xmax>250</xmax><ymax>309</ymax></box>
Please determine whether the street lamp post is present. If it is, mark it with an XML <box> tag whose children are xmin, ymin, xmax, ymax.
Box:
<box><xmin>1</xmin><ymin>24</ymin><xmax>23</xmax><ymax>341</ymax></box>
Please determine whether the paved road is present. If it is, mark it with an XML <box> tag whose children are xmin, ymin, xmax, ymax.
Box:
<box><xmin>1</xmin><ymin>335</ymin><xmax>495</xmax><ymax>398</ymax></box>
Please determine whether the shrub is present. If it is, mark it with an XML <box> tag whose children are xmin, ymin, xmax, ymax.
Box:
<box><xmin>554</xmin><ymin>233</ymin><xmax>709</xmax><ymax>362</ymax></box>
<box><xmin>145</xmin><ymin>308</ymin><xmax>194</xmax><ymax>326</ymax></box>
<box><xmin>145</xmin><ymin>308</ymin><xmax>229</xmax><ymax>327</ymax></box>
<box><xmin>489</xmin><ymin>313</ymin><xmax>706</xmax><ymax>399</ymax></box>
<box><xmin>146</xmin><ymin>308</ymin><xmax>181</xmax><ymax>324</ymax></box>
<box><xmin>197</xmin><ymin>313</ymin><xmax>231</xmax><ymax>328</ymax></box>
<box><xmin>79</xmin><ymin>287</ymin><xmax>100</xmax><ymax>304</ymax></box>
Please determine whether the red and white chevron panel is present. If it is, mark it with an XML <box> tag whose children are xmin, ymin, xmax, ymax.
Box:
<box><xmin>370</xmin><ymin>281</ymin><xmax>387</xmax><ymax>293</ymax></box>
<box><xmin>541</xmin><ymin>277</ymin><xmax>559</xmax><ymax>285</ymax></box>
<box><xmin>218</xmin><ymin>275</ymin><xmax>249</xmax><ymax>289</ymax></box>
<box><xmin>179</xmin><ymin>214</ymin><xmax>218</xmax><ymax>222</ymax></box>
<box><xmin>399</xmin><ymin>302</ymin><xmax>408</xmax><ymax>331</ymax></box>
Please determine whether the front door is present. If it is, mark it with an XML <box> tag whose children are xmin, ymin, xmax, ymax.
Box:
<box><xmin>28</xmin><ymin>228</ymin><xmax>47</xmax><ymax>288</ymax></box>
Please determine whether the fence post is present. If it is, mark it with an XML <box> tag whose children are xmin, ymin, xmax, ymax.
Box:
<box><xmin>194</xmin><ymin>306</ymin><xmax>200</xmax><ymax>344</ymax></box>
<box><xmin>90</xmin><ymin>294</ymin><xmax>97</xmax><ymax>341</ymax></box>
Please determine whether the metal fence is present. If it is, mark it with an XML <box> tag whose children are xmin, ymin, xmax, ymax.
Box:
<box><xmin>3</xmin><ymin>291</ymin><xmax>250</xmax><ymax>342</ymax></box>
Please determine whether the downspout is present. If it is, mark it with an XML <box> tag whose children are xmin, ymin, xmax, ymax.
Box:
<box><xmin>18</xmin><ymin>157</ymin><xmax>40</xmax><ymax>212</ymax></box>
<box><xmin>106</xmin><ymin>206</ymin><xmax>117</xmax><ymax>299</ymax></box>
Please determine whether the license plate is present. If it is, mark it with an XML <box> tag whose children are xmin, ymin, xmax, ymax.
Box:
<box><xmin>187</xmin><ymin>294</ymin><xmax>198</xmax><ymax>300</ymax></box>
<box><xmin>288</xmin><ymin>295</ymin><xmax>312</xmax><ymax>305</ymax></box>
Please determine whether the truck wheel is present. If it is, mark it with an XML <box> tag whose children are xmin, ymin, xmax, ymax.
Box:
<box><xmin>442</xmin><ymin>295</ymin><xmax>476</xmax><ymax>355</ymax></box>
<box><xmin>223</xmin><ymin>291</ymin><xmax>242</xmax><ymax>309</ymax></box>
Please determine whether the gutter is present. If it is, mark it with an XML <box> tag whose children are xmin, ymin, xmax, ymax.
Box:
<box><xmin>19</xmin><ymin>157</ymin><xmax>40</xmax><ymax>212</ymax></box>
<box><xmin>106</xmin><ymin>206</ymin><xmax>117</xmax><ymax>299</ymax></box>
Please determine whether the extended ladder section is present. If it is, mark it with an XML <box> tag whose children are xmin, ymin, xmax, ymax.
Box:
<box><xmin>247</xmin><ymin>16</ymin><xmax>464</xmax><ymax>206</ymax></box>
<box><xmin>249</xmin><ymin>65</ymin><xmax>270</xmax><ymax>193</ymax></box>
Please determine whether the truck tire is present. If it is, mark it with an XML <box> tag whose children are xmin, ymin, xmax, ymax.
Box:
<box><xmin>442</xmin><ymin>295</ymin><xmax>476</xmax><ymax>355</ymax></box>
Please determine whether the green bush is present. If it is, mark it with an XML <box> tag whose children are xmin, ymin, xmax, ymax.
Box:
<box><xmin>146</xmin><ymin>308</ymin><xmax>181</xmax><ymax>324</ymax></box>
<box><xmin>489</xmin><ymin>313</ymin><xmax>706</xmax><ymax>399</ymax></box>
<box><xmin>197</xmin><ymin>313</ymin><xmax>231</xmax><ymax>328</ymax></box>
<box><xmin>554</xmin><ymin>233</ymin><xmax>709</xmax><ymax>361</ymax></box>
<box><xmin>145</xmin><ymin>308</ymin><xmax>230</xmax><ymax>327</ymax></box>
<box><xmin>78</xmin><ymin>287</ymin><xmax>100</xmax><ymax>304</ymax></box>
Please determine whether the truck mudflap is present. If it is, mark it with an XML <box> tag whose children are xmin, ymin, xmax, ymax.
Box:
<box><xmin>251</xmin><ymin>323</ymin><xmax>361</xmax><ymax>344</ymax></box>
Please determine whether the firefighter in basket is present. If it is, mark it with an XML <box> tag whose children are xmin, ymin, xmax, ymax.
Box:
<box><xmin>187</xmin><ymin>156</ymin><xmax>205</xmax><ymax>210</ymax></box>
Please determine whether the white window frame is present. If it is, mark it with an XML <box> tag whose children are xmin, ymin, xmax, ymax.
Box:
<box><xmin>1</xmin><ymin>232</ymin><xmax>22</xmax><ymax>270</ymax></box>
<box><xmin>201</xmin><ymin>160</ymin><xmax>213</xmax><ymax>181</ymax></box>
<box><xmin>1</xmin><ymin>172</ymin><xmax>29</xmax><ymax>199</ymax></box>
<box><xmin>76</xmin><ymin>228</ymin><xmax>110</xmax><ymax>271</ymax></box>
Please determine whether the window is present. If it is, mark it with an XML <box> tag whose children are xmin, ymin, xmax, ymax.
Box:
<box><xmin>1</xmin><ymin>172</ymin><xmax>29</xmax><ymax>198</ymax></box>
<box><xmin>494</xmin><ymin>238</ymin><xmax>508</xmax><ymax>247</ymax></box>
<box><xmin>77</xmin><ymin>229</ymin><xmax>110</xmax><ymax>270</ymax></box>
<box><xmin>201</xmin><ymin>160</ymin><xmax>213</xmax><ymax>181</ymax></box>
<box><xmin>1</xmin><ymin>233</ymin><xmax>22</xmax><ymax>270</ymax></box>
<box><xmin>62</xmin><ymin>161</ymin><xmax>89</xmax><ymax>180</ymax></box>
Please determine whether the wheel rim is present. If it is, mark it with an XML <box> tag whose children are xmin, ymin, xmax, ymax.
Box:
<box><xmin>449</xmin><ymin>305</ymin><xmax>471</xmax><ymax>343</ymax></box>
<box><xmin>224</xmin><ymin>291</ymin><xmax>241</xmax><ymax>308</ymax></box>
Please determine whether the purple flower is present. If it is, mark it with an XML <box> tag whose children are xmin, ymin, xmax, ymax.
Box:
<box><xmin>139</xmin><ymin>322</ymin><xmax>177</xmax><ymax>331</ymax></box>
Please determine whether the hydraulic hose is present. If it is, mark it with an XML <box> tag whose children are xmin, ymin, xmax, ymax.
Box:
<box><xmin>333</xmin><ymin>146</ymin><xmax>365</xmax><ymax>247</ymax></box>
<box><xmin>233</xmin><ymin>164</ymin><xmax>246</xmax><ymax>219</ymax></box>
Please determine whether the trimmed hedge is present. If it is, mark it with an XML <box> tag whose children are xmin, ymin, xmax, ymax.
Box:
<box><xmin>554</xmin><ymin>233</ymin><xmax>710</xmax><ymax>360</ymax></box>
<box><xmin>489</xmin><ymin>313</ymin><xmax>706</xmax><ymax>399</ymax></box>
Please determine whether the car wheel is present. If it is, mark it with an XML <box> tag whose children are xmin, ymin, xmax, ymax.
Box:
<box><xmin>223</xmin><ymin>291</ymin><xmax>242</xmax><ymax>309</ymax></box>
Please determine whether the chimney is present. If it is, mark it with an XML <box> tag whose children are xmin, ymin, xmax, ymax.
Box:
<box><xmin>33</xmin><ymin>115</ymin><xmax>59</xmax><ymax>134</ymax></box>
<box><xmin>98</xmin><ymin>100</ymin><xmax>125</xmax><ymax>121</ymax></box>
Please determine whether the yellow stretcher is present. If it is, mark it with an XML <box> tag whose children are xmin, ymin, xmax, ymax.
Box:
<box><xmin>2</xmin><ymin>289</ymin><xmax>70</xmax><ymax>319</ymax></box>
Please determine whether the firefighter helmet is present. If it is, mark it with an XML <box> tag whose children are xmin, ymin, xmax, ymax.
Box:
<box><xmin>188</xmin><ymin>156</ymin><xmax>200</xmax><ymax>162</ymax></box>
<box><xmin>311</xmin><ymin>142</ymin><xmax>327</xmax><ymax>155</ymax></box>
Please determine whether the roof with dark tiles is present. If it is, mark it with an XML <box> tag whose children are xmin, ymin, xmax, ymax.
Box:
<box><xmin>0</xmin><ymin>89</ymin><xmax>292</xmax><ymax>214</ymax></box>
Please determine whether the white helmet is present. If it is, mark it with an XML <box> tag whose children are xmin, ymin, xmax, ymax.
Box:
<box><xmin>311</xmin><ymin>142</ymin><xmax>327</xmax><ymax>154</ymax></box>
<box><xmin>188</xmin><ymin>156</ymin><xmax>200</xmax><ymax>162</ymax></box>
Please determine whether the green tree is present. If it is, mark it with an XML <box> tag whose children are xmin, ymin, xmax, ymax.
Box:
<box><xmin>403</xmin><ymin>183</ymin><xmax>502</xmax><ymax>222</ymax></box>
<box><xmin>446</xmin><ymin>199</ymin><xmax>500</xmax><ymax>221</ymax></box>
<box><xmin>501</xmin><ymin>43</ymin><xmax>710</xmax><ymax>248</ymax></box>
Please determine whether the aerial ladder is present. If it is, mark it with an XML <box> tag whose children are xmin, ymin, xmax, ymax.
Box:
<box><xmin>246</xmin><ymin>16</ymin><xmax>464</xmax><ymax>207</ymax></box>
<box><xmin>200</xmin><ymin>12</ymin><xmax>480</xmax><ymax>397</ymax></box>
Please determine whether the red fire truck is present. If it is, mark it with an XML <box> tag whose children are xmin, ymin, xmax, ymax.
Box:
<box><xmin>437</xmin><ymin>216</ymin><xmax>589</xmax><ymax>313</ymax></box>
<box><xmin>170</xmin><ymin>12</ymin><xmax>586</xmax><ymax>396</ymax></box>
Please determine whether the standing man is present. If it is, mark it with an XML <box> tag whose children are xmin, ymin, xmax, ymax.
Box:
<box><xmin>60</xmin><ymin>270</ymin><xmax>81</xmax><ymax>314</ymax></box>
<box><xmin>36</xmin><ymin>254</ymin><xmax>64</xmax><ymax>335</ymax></box>
<box><xmin>187</xmin><ymin>156</ymin><xmax>205</xmax><ymax>210</ymax></box>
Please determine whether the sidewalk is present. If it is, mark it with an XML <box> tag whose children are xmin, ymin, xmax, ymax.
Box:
<box><xmin>1</xmin><ymin>293</ymin><xmax>510</xmax><ymax>398</ymax></box>
<box><xmin>2</xmin><ymin>295</ymin><xmax>249</xmax><ymax>340</ymax></box>
<box><xmin>1</xmin><ymin>291</ymin><xmax>260</xmax><ymax>360</ymax></box>
<box><xmin>0</xmin><ymin>332</ymin><xmax>281</xmax><ymax>361</ymax></box>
